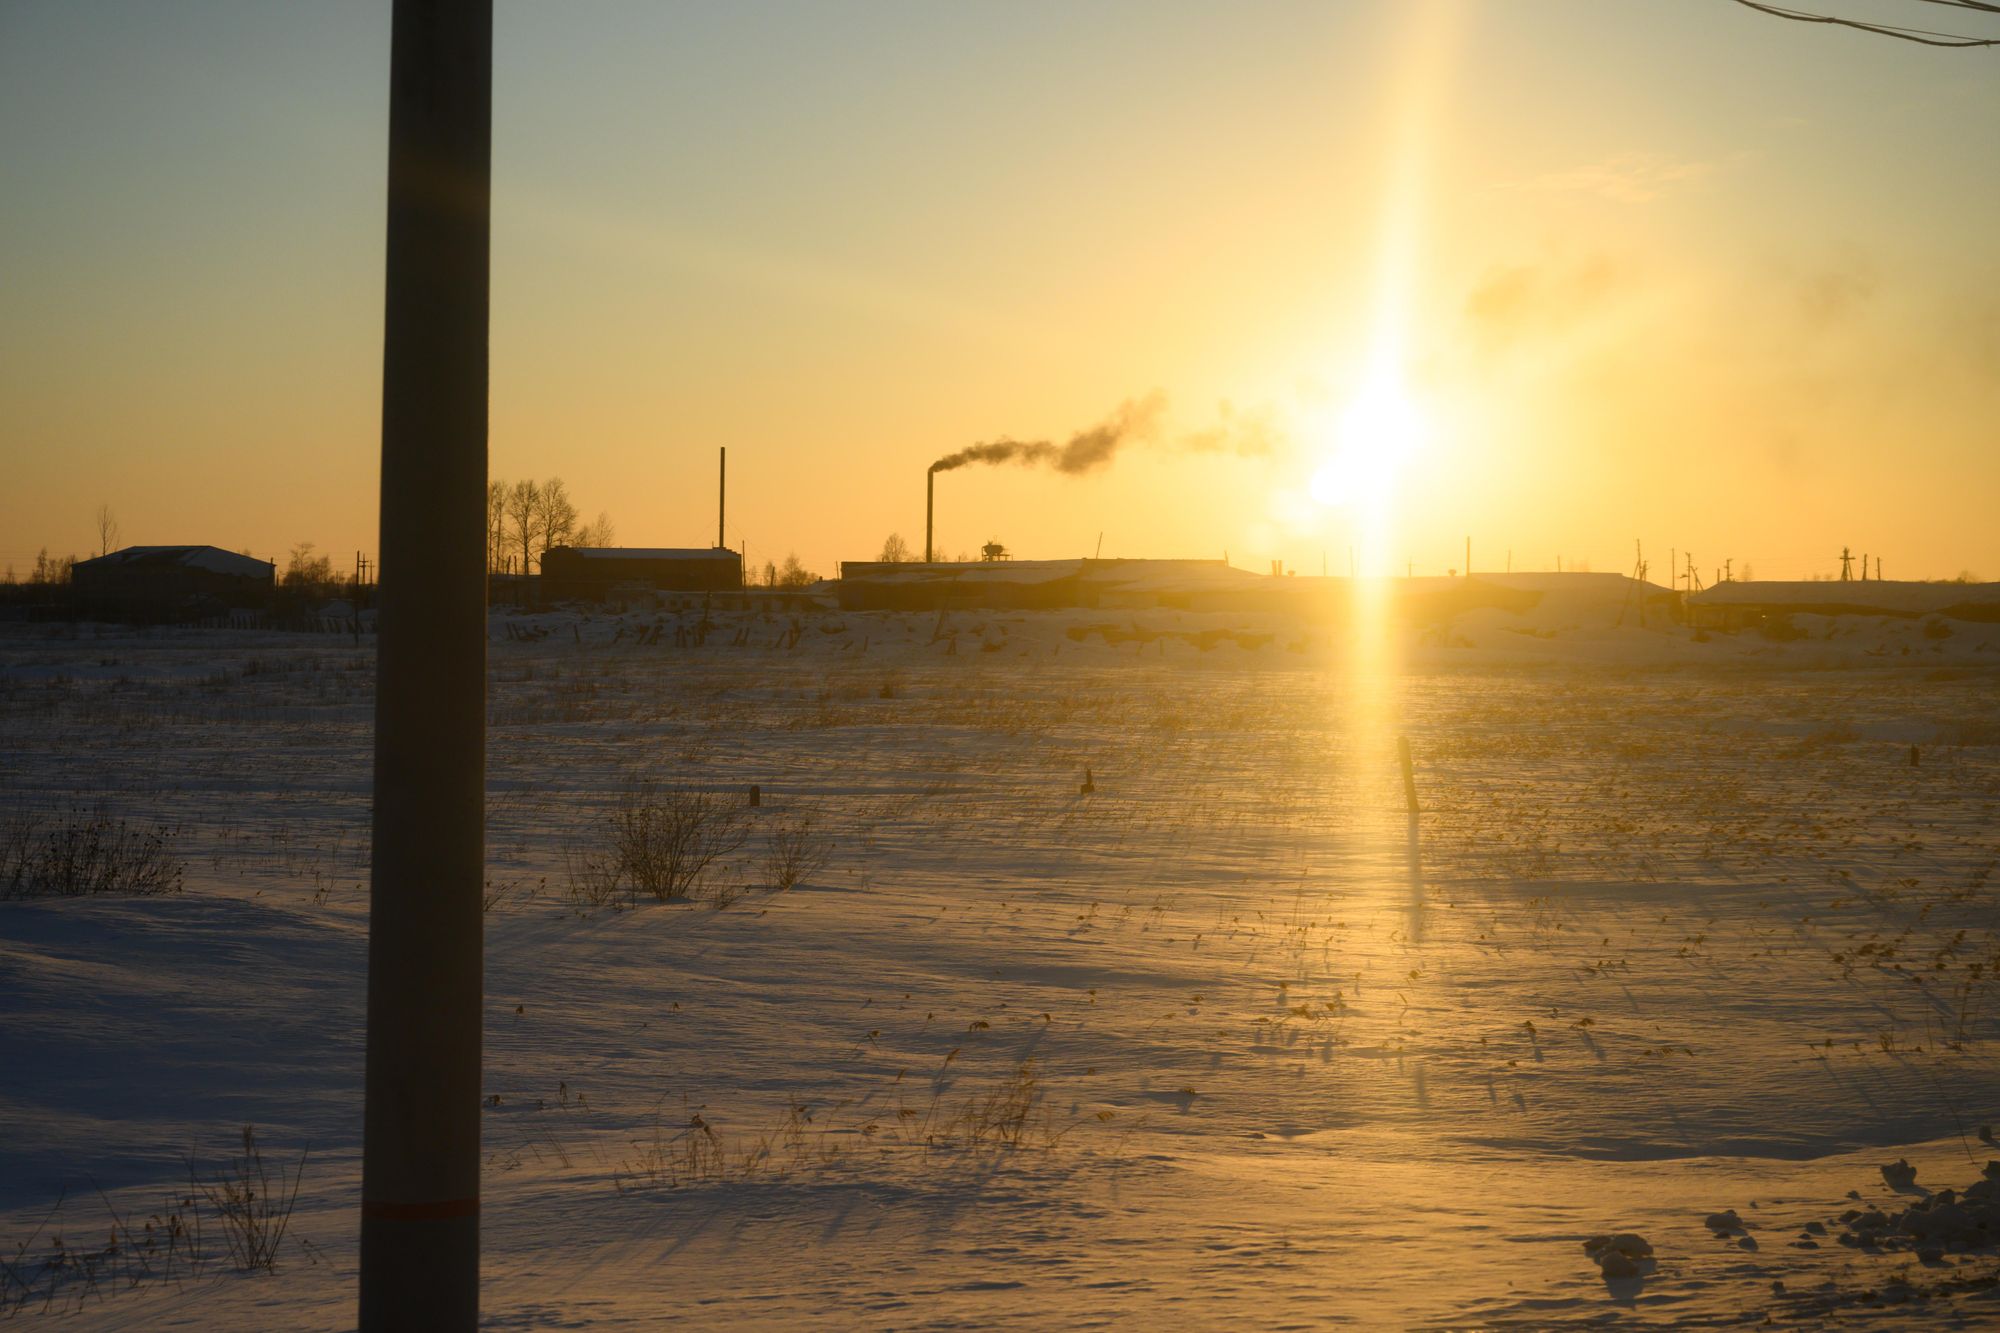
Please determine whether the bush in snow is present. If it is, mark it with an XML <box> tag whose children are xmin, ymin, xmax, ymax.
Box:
<box><xmin>188</xmin><ymin>1125</ymin><xmax>307</xmax><ymax>1273</ymax></box>
<box><xmin>566</xmin><ymin>783</ymin><xmax>747</xmax><ymax>907</ymax></box>
<box><xmin>1</xmin><ymin>806</ymin><xmax>183</xmax><ymax>900</ymax></box>
<box><xmin>764</xmin><ymin>815</ymin><xmax>832</xmax><ymax>892</ymax></box>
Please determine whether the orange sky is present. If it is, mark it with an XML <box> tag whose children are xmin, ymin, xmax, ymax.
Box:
<box><xmin>3</xmin><ymin>1</ymin><xmax>1996</xmax><ymax>582</ymax></box>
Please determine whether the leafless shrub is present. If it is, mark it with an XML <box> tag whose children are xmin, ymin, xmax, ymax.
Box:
<box><xmin>565</xmin><ymin>784</ymin><xmax>747</xmax><ymax>906</ymax></box>
<box><xmin>614</xmin><ymin>1104</ymin><xmax>726</xmax><ymax>1192</ymax></box>
<box><xmin>765</xmin><ymin>816</ymin><xmax>832</xmax><ymax>892</ymax></box>
<box><xmin>2</xmin><ymin>1185</ymin><xmax>211</xmax><ymax>1317</ymax></box>
<box><xmin>616</xmin><ymin>785</ymin><xmax>747</xmax><ymax>902</ymax></box>
<box><xmin>1</xmin><ymin>1125</ymin><xmax>312</xmax><ymax>1314</ymax></box>
<box><xmin>0</xmin><ymin>807</ymin><xmax>183</xmax><ymax>900</ymax></box>
<box><xmin>482</xmin><ymin>876</ymin><xmax>539</xmax><ymax>913</ymax></box>
<box><xmin>562</xmin><ymin>839</ymin><xmax>623</xmax><ymax>908</ymax></box>
<box><xmin>944</xmin><ymin>1059</ymin><xmax>1047</xmax><ymax>1151</ymax></box>
<box><xmin>188</xmin><ymin>1126</ymin><xmax>306</xmax><ymax>1274</ymax></box>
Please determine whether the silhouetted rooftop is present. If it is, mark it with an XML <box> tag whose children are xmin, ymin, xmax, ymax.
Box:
<box><xmin>74</xmin><ymin>545</ymin><xmax>272</xmax><ymax>577</ymax></box>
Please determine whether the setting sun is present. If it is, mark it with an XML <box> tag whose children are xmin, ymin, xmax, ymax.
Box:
<box><xmin>1307</xmin><ymin>372</ymin><xmax>1429</xmax><ymax>517</ymax></box>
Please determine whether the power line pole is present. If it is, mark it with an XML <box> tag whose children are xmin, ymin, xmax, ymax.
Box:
<box><xmin>361</xmin><ymin>2</ymin><xmax>490</xmax><ymax>1328</ymax></box>
<box><xmin>1618</xmin><ymin>539</ymin><xmax>1646</xmax><ymax>628</ymax></box>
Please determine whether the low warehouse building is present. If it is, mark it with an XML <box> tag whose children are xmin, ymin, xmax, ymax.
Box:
<box><xmin>1688</xmin><ymin>580</ymin><xmax>2000</xmax><ymax>631</ymax></box>
<box><xmin>71</xmin><ymin>545</ymin><xmax>275</xmax><ymax>619</ymax></box>
<box><xmin>836</xmin><ymin>558</ymin><xmax>1267</xmax><ymax>612</ymax></box>
<box><xmin>539</xmin><ymin>546</ymin><xmax>744</xmax><ymax>602</ymax></box>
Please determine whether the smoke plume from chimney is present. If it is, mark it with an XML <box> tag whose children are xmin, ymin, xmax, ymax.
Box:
<box><xmin>928</xmin><ymin>391</ymin><xmax>1280</xmax><ymax>478</ymax></box>
<box><xmin>929</xmin><ymin>393</ymin><xmax>1166</xmax><ymax>476</ymax></box>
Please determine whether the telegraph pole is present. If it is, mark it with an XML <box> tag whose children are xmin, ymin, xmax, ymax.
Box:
<box><xmin>361</xmin><ymin>2</ymin><xmax>491</xmax><ymax>1328</ymax></box>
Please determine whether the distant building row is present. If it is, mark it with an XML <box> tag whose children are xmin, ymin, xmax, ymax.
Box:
<box><xmin>42</xmin><ymin>544</ymin><xmax>2000</xmax><ymax>628</ymax></box>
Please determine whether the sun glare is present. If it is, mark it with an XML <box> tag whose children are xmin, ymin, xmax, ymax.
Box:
<box><xmin>1307</xmin><ymin>374</ymin><xmax>1426</xmax><ymax>515</ymax></box>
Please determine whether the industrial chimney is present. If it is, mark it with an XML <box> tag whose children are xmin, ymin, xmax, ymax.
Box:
<box><xmin>925</xmin><ymin>470</ymin><xmax>934</xmax><ymax>564</ymax></box>
<box><xmin>718</xmin><ymin>446</ymin><xmax>727</xmax><ymax>550</ymax></box>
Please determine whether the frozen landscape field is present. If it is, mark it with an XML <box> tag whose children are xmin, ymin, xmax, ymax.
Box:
<box><xmin>4</xmin><ymin>593</ymin><xmax>1999</xmax><ymax>1328</ymax></box>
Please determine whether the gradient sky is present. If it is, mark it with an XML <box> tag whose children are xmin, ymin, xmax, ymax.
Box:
<box><xmin>3</xmin><ymin>0</ymin><xmax>1996</xmax><ymax>582</ymax></box>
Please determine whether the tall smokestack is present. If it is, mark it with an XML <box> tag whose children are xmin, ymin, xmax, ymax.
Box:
<box><xmin>925</xmin><ymin>469</ymin><xmax>934</xmax><ymax>564</ymax></box>
<box><xmin>718</xmin><ymin>446</ymin><xmax>726</xmax><ymax>550</ymax></box>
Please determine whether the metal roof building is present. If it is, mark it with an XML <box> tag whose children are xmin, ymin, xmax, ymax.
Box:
<box><xmin>538</xmin><ymin>546</ymin><xmax>744</xmax><ymax>602</ymax></box>
<box><xmin>71</xmin><ymin>545</ymin><xmax>275</xmax><ymax>617</ymax></box>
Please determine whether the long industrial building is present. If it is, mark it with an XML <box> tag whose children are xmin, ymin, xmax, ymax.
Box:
<box><xmin>538</xmin><ymin>546</ymin><xmax>744</xmax><ymax>602</ymax></box>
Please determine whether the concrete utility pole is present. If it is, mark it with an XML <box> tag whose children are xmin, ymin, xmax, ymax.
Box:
<box><xmin>360</xmin><ymin>2</ymin><xmax>491</xmax><ymax>1328</ymax></box>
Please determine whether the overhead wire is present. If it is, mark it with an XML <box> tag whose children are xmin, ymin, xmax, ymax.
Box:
<box><xmin>1727</xmin><ymin>0</ymin><xmax>2000</xmax><ymax>45</ymax></box>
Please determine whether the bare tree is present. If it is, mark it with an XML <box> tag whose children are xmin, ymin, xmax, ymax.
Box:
<box><xmin>94</xmin><ymin>504</ymin><xmax>120</xmax><ymax>557</ymax></box>
<box><xmin>1727</xmin><ymin>0</ymin><xmax>2000</xmax><ymax>46</ymax></box>
<box><xmin>486</xmin><ymin>480</ymin><xmax>508</xmax><ymax>572</ymax></box>
<box><xmin>30</xmin><ymin>549</ymin><xmax>74</xmax><ymax>585</ymax></box>
<box><xmin>536</xmin><ymin>476</ymin><xmax>578</xmax><ymax>555</ymax></box>
<box><xmin>775</xmin><ymin>552</ymin><xmax>818</xmax><ymax>587</ymax></box>
<box><xmin>505</xmin><ymin>478</ymin><xmax>542</xmax><ymax>575</ymax></box>
<box><xmin>877</xmin><ymin>532</ymin><xmax>912</xmax><ymax>562</ymax></box>
<box><xmin>574</xmin><ymin>510</ymin><xmax>616</xmax><ymax>547</ymax></box>
<box><xmin>492</xmin><ymin>477</ymin><xmax>609</xmax><ymax>570</ymax></box>
<box><xmin>283</xmin><ymin>542</ymin><xmax>337</xmax><ymax>596</ymax></box>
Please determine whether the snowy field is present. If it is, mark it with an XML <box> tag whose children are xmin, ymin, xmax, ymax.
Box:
<box><xmin>4</xmin><ymin>592</ymin><xmax>2000</xmax><ymax>1328</ymax></box>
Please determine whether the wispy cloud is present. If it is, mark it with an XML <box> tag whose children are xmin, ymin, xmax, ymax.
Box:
<box><xmin>1787</xmin><ymin>250</ymin><xmax>1877</xmax><ymax>330</ymax></box>
<box><xmin>1465</xmin><ymin>253</ymin><xmax>1628</xmax><ymax>342</ymax></box>
<box><xmin>1502</xmin><ymin>151</ymin><xmax>1719</xmax><ymax>204</ymax></box>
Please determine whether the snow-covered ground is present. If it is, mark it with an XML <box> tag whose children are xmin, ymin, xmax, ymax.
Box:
<box><xmin>3</xmin><ymin>596</ymin><xmax>1999</xmax><ymax>1327</ymax></box>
